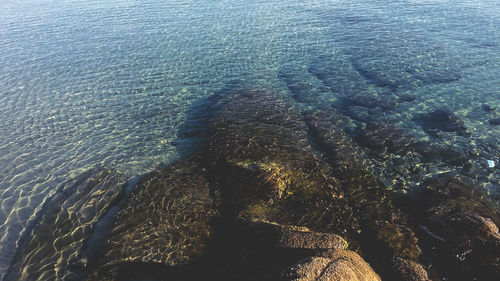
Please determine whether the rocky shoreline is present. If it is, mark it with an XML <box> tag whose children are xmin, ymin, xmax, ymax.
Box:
<box><xmin>5</xmin><ymin>88</ymin><xmax>499</xmax><ymax>281</ymax></box>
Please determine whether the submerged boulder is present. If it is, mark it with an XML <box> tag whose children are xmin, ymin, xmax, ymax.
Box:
<box><xmin>393</xmin><ymin>258</ymin><xmax>430</xmax><ymax>281</ymax></box>
<box><xmin>86</xmin><ymin>156</ymin><xmax>218</xmax><ymax>281</ymax></box>
<box><xmin>410</xmin><ymin>175</ymin><xmax>500</xmax><ymax>281</ymax></box>
<box><xmin>419</xmin><ymin>108</ymin><xmax>470</xmax><ymax>137</ymax></box>
<box><xmin>488</xmin><ymin>118</ymin><xmax>500</xmax><ymax>125</ymax></box>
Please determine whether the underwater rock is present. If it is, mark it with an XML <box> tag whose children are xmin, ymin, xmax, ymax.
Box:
<box><xmin>398</xmin><ymin>94</ymin><xmax>416</xmax><ymax>103</ymax></box>
<box><xmin>344</xmin><ymin>93</ymin><xmax>398</xmax><ymax>110</ymax></box>
<box><xmin>419</xmin><ymin>108</ymin><xmax>470</xmax><ymax>137</ymax></box>
<box><xmin>488</xmin><ymin>117</ymin><xmax>500</xmax><ymax>125</ymax></box>
<box><xmin>205</xmin><ymin>89</ymin><xmax>352</xmax><ymax>232</ymax></box>
<box><xmin>88</xmin><ymin>88</ymin><xmax>440</xmax><ymax>281</ymax></box>
<box><xmin>304</xmin><ymin>109</ymin><xmax>426</xmax><ymax>277</ymax></box>
<box><xmin>277</xmin><ymin>67</ymin><xmax>332</xmax><ymax>106</ymax></box>
<box><xmin>393</xmin><ymin>258</ymin><xmax>430</xmax><ymax>281</ymax></box>
<box><xmin>336</xmin><ymin>93</ymin><xmax>399</xmax><ymax>123</ymax></box>
<box><xmin>4</xmin><ymin>168</ymin><xmax>125</xmax><ymax>281</ymax></box>
<box><xmin>86</xmin><ymin>156</ymin><xmax>218</xmax><ymax>280</ymax></box>
<box><xmin>410</xmin><ymin>175</ymin><xmax>500</xmax><ymax>281</ymax></box>
<box><xmin>283</xmin><ymin>250</ymin><xmax>381</xmax><ymax>281</ymax></box>
<box><xmin>481</xmin><ymin>104</ymin><xmax>495</xmax><ymax>112</ymax></box>
<box><xmin>413</xmin><ymin>142</ymin><xmax>443</xmax><ymax>162</ymax></box>
<box><xmin>353</xmin><ymin>121</ymin><xmax>415</xmax><ymax>154</ymax></box>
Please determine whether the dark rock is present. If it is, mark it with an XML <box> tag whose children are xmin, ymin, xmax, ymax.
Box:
<box><xmin>410</xmin><ymin>175</ymin><xmax>500</xmax><ymax>281</ymax></box>
<box><xmin>482</xmin><ymin>104</ymin><xmax>495</xmax><ymax>112</ymax></box>
<box><xmin>86</xmin><ymin>89</ymin><xmax>360</xmax><ymax>281</ymax></box>
<box><xmin>393</xmin><ymin>258</ymin><xmax>431</xmax><ymax>281</ymax></box>
<box><xmin>398</xmin><ymin>94</ymin><xmax>417</xmax><ymax>103</ymax></box>
<box><xmin>88</xmin><ymin>89</ymin><xmax>430</xmax><ymax>281</ymax></box>
<box><xmin>283</xmin><ymin>250</ymin><xmax>381</xmax><ymax>281</ymax></box>
<box><xmin>440</xmin><ymin>148</ymin><xmax>467</xmax><ymax>166</ymax></box>
<box><xmin>418</xmin><ymin>108</ymin><xmax>470</xmax><ymax>137</ymax></box>
<box><xmin>204</xmin><ymin>89</ymin><xmax>354</xmax><ymax>235</ymax></box>
<box><xmin>353</xmin><ymin>121</ymin><xmax>415</xmax><ymax>154</ymax></box>
<box><xmin>413</xmin><ymin>142</ymin><xmax>443</xmax><ymax>162</ymax></box>
<box><xmin>101</xmin><ymin>156</ymin><xmax>217</xmax><ymax>265</ymax></box>
<box><xmin>488</xmin><ymin>118</ymin><xmax>500</xmax><ymax>125</ymax></box>
<box><xmin>4</xmin><ymin>168</ymin><xmax>125</xmax><ymax>281</ymax></box>
<box><xmin>304</xmin><ymin>109</ymin><xmax>426</xmax><ymax>277</ymax></box>
<box><xmin>348</xmin><ymin>93</ymin><xmax>397</xmax><ymax>110</ymax></box>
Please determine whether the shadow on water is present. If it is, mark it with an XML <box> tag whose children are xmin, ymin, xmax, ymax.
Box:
<box><xmin>175</xmin><ymin>79</ymin><xmax>260</xmax><ymax>159</ymax></box>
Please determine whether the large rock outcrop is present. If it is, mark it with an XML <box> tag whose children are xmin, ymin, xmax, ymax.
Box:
<box><xmin>13</xmin><ymin>88</ymin><xmax>499</xmax><ymax>281</ymax></box>
<box><xmin>86</xmin><ymin>89</ymin><xmax>427</xmax><ymax>280</ymax></box>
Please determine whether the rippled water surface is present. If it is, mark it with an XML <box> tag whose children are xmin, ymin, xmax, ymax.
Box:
<box><xmin>0</xmin><ymin>0</ymin><xmax>499</xmax><ymax>278</ymax></box>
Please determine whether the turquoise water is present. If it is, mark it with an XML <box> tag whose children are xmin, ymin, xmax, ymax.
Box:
<box><xmin>0</xmin><ymin>0</ymin><xmax>499</xmax><ymax>278</ymax></box>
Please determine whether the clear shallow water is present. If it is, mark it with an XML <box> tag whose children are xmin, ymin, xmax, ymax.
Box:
<box><xmin>0</xmin><ymin>0</ymin><xmax>499</xmax><ymax>278</ymax></box>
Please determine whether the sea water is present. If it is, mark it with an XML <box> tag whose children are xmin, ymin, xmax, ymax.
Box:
<box><xmin>0</xmin><ymin>0</ymin><xmax>499</xmax><ymax>278</ymax></box>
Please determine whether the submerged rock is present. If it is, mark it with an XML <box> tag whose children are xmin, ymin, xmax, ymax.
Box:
<box><xmin>410</xmin><ymin>175</ymin><xmax>500</xmax><ymax>281</ymax></box>
<box><xmin>86</xmin><ymin>156</ymin><xmax>218</xmax><ymax>281</ymax></box>
<box><xmin>488</xmin><ymin>118</ymin><xmax>500</xmax><ymax>125</ymax></box>
<box><xmin>4</xmin><ymin>168</ymin><xmax>125</xmax><ymax>281</ymax></box>
<box><xmin>304</xmin><ymin>109</ymin><xmax>426</xmax><ymax>278</ymax></box>
<box><xmin>88</xmin><ymin>89</ymin><xmax>392</xmax><ymax>280</ymax></box>
<box><xmin>353</xmin><ymin>121</ymin><xmax>415</xmax><ymax>154</ymax></box>
<box><xmin>418</xmin><ymin>108</ymin><xmax>470</xmax><ymax>137</ymax></box>
<box><xmin>481</xmin><ymin>104</ymin><xmax>495</xmax><ymax>112</ymax></box>
<box><xmin>205</xmin><ymin>89</ymin><xmax>352</xmax><ymax>232</ymax></box>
